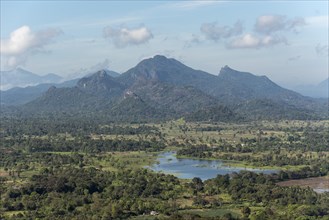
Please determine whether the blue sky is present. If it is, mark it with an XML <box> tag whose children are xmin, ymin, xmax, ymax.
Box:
<box><xmin>1</xmin><ymin>1</ymin><xmax>328</xmax><ymax>86</ymax></box>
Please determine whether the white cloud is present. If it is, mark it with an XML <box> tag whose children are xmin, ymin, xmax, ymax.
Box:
<box><xmin>228</xmin><ymin>34</ymin><xmax>259</xmax><ymax>48</ymax></box>
<box><xmin>200</xmin><ymin>21</ymin><xmax>243</xmax><ymax>41</ymax></box>
<box><xmin>194</xmin><ymin>15</ymin><xmax>307</xmax><ymax>50</ymax></box>
<box><xmin>255</xmin><ymin>15</ymin><xmax>306</xmax><ymax>34</ymax></box>
<box><xmin>1</xmin><ymin>26</ymin><xmax>62</xmax><ymax>55</ymax></box>
<box><xmin>1</xmin><ymin>26</ymin><xmax>35</xmax><ymax>55</ymax></box>
<box><xmin>0</xmin><ymin>26</ymin><xmax>62</xmax><ymax>70</ymax></box>
<box><xmin>228</xmin><ymin>34</ymin><xmax>286</xmax><ymax>49</ymax></box>
<box><xmin>103</xmin><ymin>25</ymin><xmax>153</xmax><ymax>48</ymax></box>
<box><xmin>0</xmin><ymin>55</ymin><xmax>28</xmax><ymax>71</ymax></box>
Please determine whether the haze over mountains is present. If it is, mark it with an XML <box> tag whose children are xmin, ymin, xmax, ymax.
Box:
<box><xmin>290</xmin><ymin>78</ymin><xmax>329</xmax><ymax>98</ymax></box>
<box><xmin>0</xmin><ymin>68</ymin><xmax>63</xmax><ymax>90</ymax></box>
<box><xmin>0</xmin><ymin>79</ymin><xmax>79</xmax><ymax>106</ymax></box>
<box><xmin>2</xmin><ymin>55</ymin><xmax>326</xmax><ymax>121</ymax></box>
<box><xmin>0</xmin><ymin>69</ymin><xmax>120</xmax><ymax>105</ymax></box>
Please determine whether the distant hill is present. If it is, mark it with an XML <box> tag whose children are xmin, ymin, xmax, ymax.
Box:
<box><xmin>214</xmin><ymin>66</ymin><xmax>320</xmax><ymax>108</ymax></box>
<box><xmin>0</xmin><ymin>78</ymin><xmax>78</xmax><ymax>106</ymax></box>
<box><xmin>104</xmin><ymin>69</ymin><xmax>120</xmax><ymax>78</ymax></box>
<box><xmin>0</xmin><ymin>68</ymin><xmax>63</xmax><ymax>90</ymax></box>
<box><xmin>5</xmin><ymin>55</ymin><xmax>328</xmax><ymax>121</ymax></box>
<box><xmin>23</xmin><ymin>69</ymin><xmax>224</xmax><ymax>121</ymax></box>
<box><xmin>77</xmin><ymin>70</ymin><xmax>125</xmax><ymax>97</ymax></box>
<box><xmin>83</xmin><ymin>69</ymin><xmax>120</xmax><ymax>78</ymax></box>
<box><xmin>24</xmin><ymin>70</ymin><xmax>123</xmax><ymax>113</ymax></box>
<box><xmin>0</xmin><ymin>69</ymin><xmax>120</xmax><ymax>106</ymax></box>
<box><xmin>120</xmin><ymin>56</ymin><xmax>320</xmax><ymax>108</ymax></box>
<box><xmin>129</xmin><ymin>82</ymin><xmax>219</xmax><ymax>115</ymax></box>
<box><xmin>216</xmin><ymin>66</ymin><xmax>289</xmax><ymax>102</ymax></box>
<box><xmin>291</xmin><ymin>78</ymin><xmax>328</xmax><ymax>98</ymax></box>
<box><xmin>233</xmin><ymin>99</ymin><xmax>317</xmax><ymax>120</ymax></box>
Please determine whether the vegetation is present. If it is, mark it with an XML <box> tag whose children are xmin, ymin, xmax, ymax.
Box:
<box><xmin>0</xmin><ymin>118</ymin><xmax>328</xmax><ymax>219</ymax></box>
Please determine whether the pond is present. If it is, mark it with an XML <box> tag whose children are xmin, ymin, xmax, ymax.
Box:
<box><xmin>148</xmin><ymin>151</ymin><xmax>278</xmax><ymax>180</ymax></box>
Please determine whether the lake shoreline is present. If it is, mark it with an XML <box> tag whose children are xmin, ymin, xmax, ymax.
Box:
<box><xmin>149</xmin><ymin>151</ymin><xmax>278</xmax><ymax>180</ymax></box>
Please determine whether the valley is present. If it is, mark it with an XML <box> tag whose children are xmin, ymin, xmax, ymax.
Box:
<box><xmin>1</xmin><ymin>57</ymin><xmax>328</xmax><ymax>219</ymax></box>
<box><xmin>2</xmin><ymin>0</ymin><xmax>328</xmax><ymax>219</ymax></box>
<box><xmin>1</xmin><ymin>119</ymin><xmax>328</xmax><ymax>219</ymax></box>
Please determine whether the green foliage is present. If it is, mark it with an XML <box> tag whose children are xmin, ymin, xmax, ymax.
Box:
<box><xmin>2</xmin><ymin>167</ymin><xmax>180</xmax><ymax>219</ymax></box>
<box><xmin>1</xmin><ymin>119</ymin><xmax>328</xmax><ymax>219</ymax></box>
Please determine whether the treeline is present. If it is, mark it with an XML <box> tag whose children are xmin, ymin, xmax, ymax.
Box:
<box><xmin>0</xmin><ymin>152</ymin><xmax>86</xmax><ymax>171</ymax></box>
<box><xmin>177</xmin><ymin>146</ymin><xmax>329</xmax><ymax>167</ymax></box>
<box><xmin>1</xmin><ymin>137</ymin><xmax>165</xmax><ymax>153</ymax></box>
<box><xmin>2</xmin><ymin>167</ymin><xmax>180</xmax><ymax>219</ymax></box>
<box><xmin>2</xmin><ymin>168</ymin><xmax>328</xmax><ymax>219</ymax></box>
<box><xmin>0</xmin><ymin>117</ymin><xmax>159</xmax><ymax>137</ymax></box>
<box><xmin>176</xmin><ymin>126</ymin><xmax>329</xmax><ymax>167</ymax></box>
<box><xmin>177</xmin><ymin>147</ymin><xmax>329</xmax><ymax>181</ymax></box>
<box><xmin>205</xmin><ymin>171</ymin><xmax>329</xmax><ymax>219</ymax></box>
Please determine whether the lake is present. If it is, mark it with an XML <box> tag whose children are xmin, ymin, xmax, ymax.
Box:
<box><xmin>149</xmin><ymin>151</ymin><xmax>278</xmax><ymax>180</ymax></box>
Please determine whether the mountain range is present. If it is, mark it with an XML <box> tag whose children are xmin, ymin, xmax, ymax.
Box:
<box><xmin>0</xmin><ymin>69</ymin><xmax>120</xmax><ymax>106</ymax></box>
<box><xmin>2</xmin><ymin>55</ymin><xmax>328</xmax><ymax>121</ymax></box>
<box><xmin>0</xmin><ymin>68</ymin><xmax>64</xmax><ymax>90</ymax></box>
<box><xmin>290</xmin><ymin>78</ymin><xmax>328</xmax><ymax>98</ymax></box>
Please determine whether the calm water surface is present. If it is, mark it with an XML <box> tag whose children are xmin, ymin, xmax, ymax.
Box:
<box><xmin>149</xmin><ymin>151</ymin><xmax>278</xmax><ymax>180</ymax></box>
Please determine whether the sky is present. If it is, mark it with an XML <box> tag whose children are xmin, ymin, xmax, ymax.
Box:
<box><xmin>1</xmin><ymin>0</ymin><xmax>328</xmax><ymax>86</ymax></box>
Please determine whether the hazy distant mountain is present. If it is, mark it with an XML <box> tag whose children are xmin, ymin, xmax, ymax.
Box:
<box><xmin>216</xmin><ymin>66</ymin><xmax>283</xmax><ymax>101</ymax></box>
<box><xmin>120</xmin><ymin>56</ymin><xmax>315</xmax><ymax>105</ymax></box>
<box><xmin>129</xmin><ymin>81</ymin><xmax>219</xmax><ymax>115</ymax></box>
<box><xmin>24</xmin><ymin>70</ymin><xmax>123</xmax><ymax>112</ymax></box>
<box><xmin>0</xmin><ymin>78</ymin><xmax>78</xmax><ymax>106</ymax></box>
<box><xmin>291</xmin><ymin>78</ymin><xmax>328</xmax><ymax>98</ymax></box>
<box><xmin>24</xmin><ymin>69</ymin><xmax>222</xmax><ymax>120</ymax></box>
<box><xmin>77</xmin><ymin>70</ymin><xmax>124</xmax><ymax>97</ymax></box>
<box><xmin>0</xmin><ymin>69</ymin><xmax>120</xmax><ymax>106</ymax></box>
<box><xmin>119</xmin><ymin>55</ymin><xmax>218</xmax><ymax>92</ymax></box>
<box><xmin>83</xmin><ymin>69</ymin><xmax>120</xmax><ymax>78</ymax></box>
<box><xmin>215</xmin><ymin>66</ymin><xmax>318</xmax><ymax>106</ymax></box>
<box><xmin>9</xmin><ymin>55</ymin><xmax>328</xmax><ymax>121</ymax></box>
<box><xmin>104</xmin><ymin>69</ymin><xmax>120</xmax><ymax>78</ymax></box>
<box><xmin>0</xmin><ymin>68</ymin><xmax>63</xmax><ymax>90</ymax></box>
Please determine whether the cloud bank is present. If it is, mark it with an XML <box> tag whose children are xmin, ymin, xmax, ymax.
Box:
<box><xmin>228</xmin><ymin>34</ymin><xmax>287</xmax><ymax>49</ymax></box>
<box><xmin>197</xmin><ymin>15</ymin><xmax>306</xmax><ymax>50</ymax></box>
<box><xmin>1</xmin><ymin>25</ymin><xmax>62</xmax><ymax>70</ymax></box>
<box><xmin>103</xmin><ymin>25</ymin><xmax>153</xmax><ymax>48</ymax></box>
